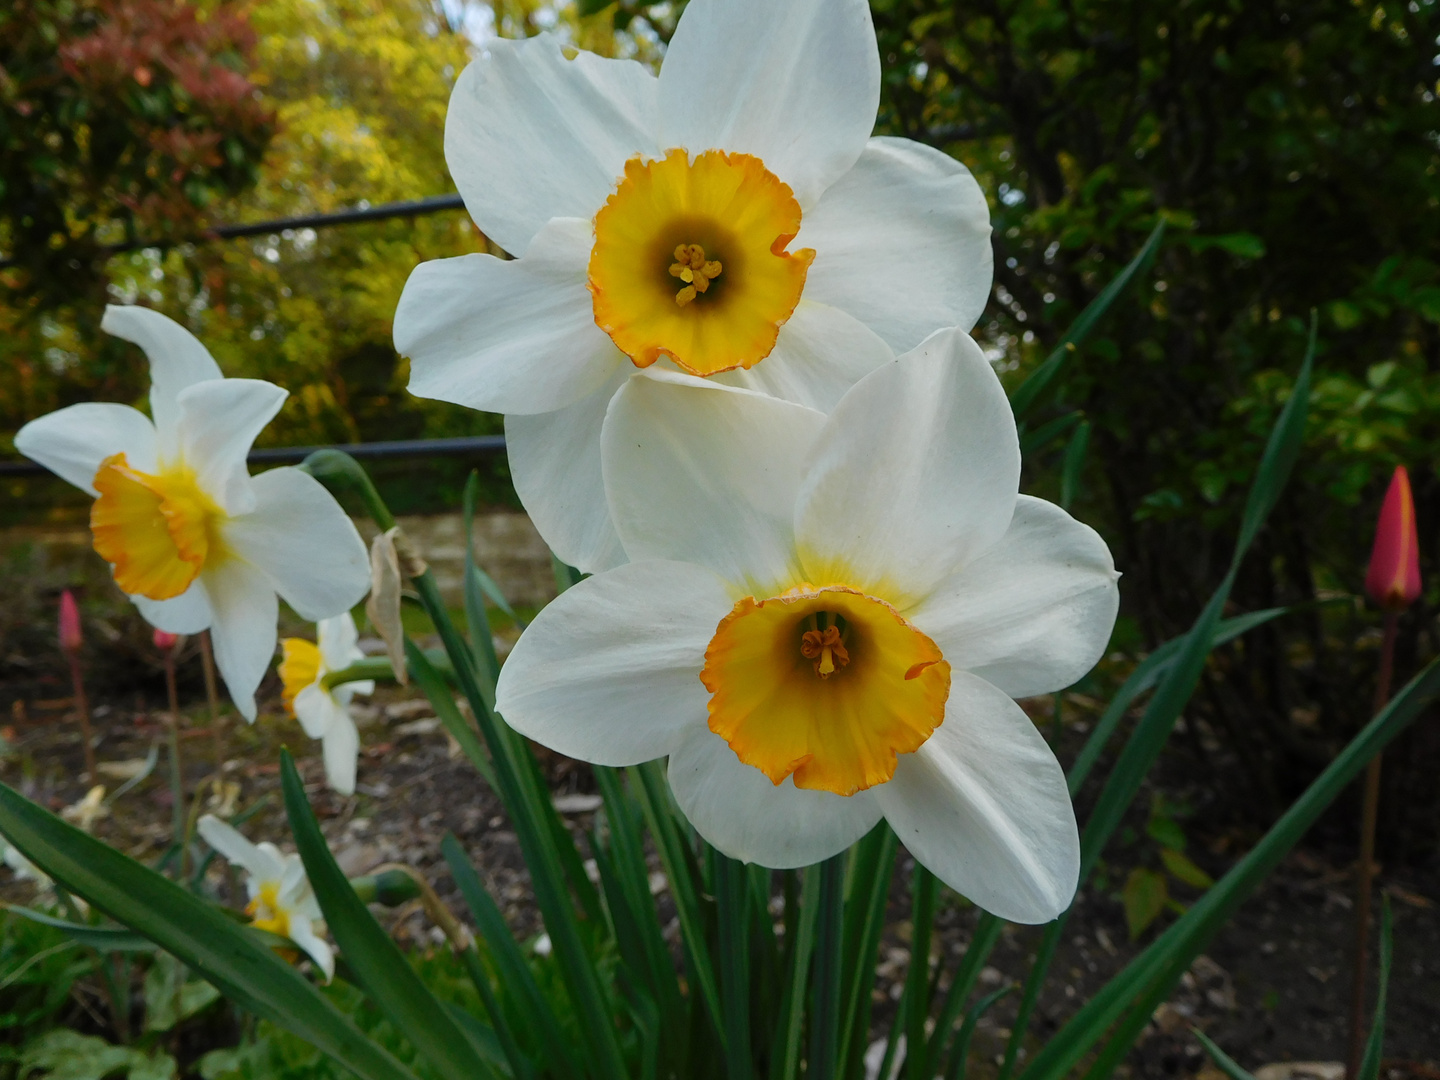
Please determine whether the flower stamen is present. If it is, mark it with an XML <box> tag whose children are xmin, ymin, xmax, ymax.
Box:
<box><xmin>669</xmin><ymin>243</ymin><xmax>723</xmax><ymax>306</ymax></box>
<box><xmin>800</xmin><ymin>624</ymin><xmax>849</xmax><ymax>678</ymax></box>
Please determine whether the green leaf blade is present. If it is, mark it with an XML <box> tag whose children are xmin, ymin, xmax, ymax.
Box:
<box><xmin>279</xmin><ymin>751</ymin><xmax>500</xmax><ymax>1080</ymax></box>
<box><xmin>0</xmin><ymin>782</ymin><xmax>420</xmax><ymax>1080</ymax></box>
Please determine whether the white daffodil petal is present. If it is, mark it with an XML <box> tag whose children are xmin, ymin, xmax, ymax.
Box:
<box><xmin>497</xmin><ymin>560</ymin><xmax>732</xmax><ymax>766</ymax></box>
<box><xmin>445</xmin><ymin>35</ymin><xmax>657</xmax><ymax>255</ymax></box>
<box><xmin>14</xmin><ymin>403</ymin><xmax>158</xmax><ymax>495</ymax></box>
<box><xmin>332</xmin><ymin>679</ymin><xmax>374</xmax><ymax>706</ymax></box>
<box><xmin>132</xmin><ymin>580</ymin><xmax>213</xmax><ymax>635</ymax></box>
<box><xmin>799</xmin><ymin>137</ymin><xmax>994</xmax><ymax>351</ymax></box>
<box><xmin>201</xmin><ymin>558</ymin><xmax>279</xmax><ymax>723</ymax></box>
<box><xmin>794</xmin><ymin>329</ymin><xmax>1020</xmax><ymax>602</ymax></box>
<box><xmin>278</xmin><ymin>856</ymin><xmax>308</xmax><ymax>901</ymax></box>
<box><xmin>293</xmin><ymin>682</ymin><xmax>341</xmax><ymax>740</ymax></box>
<box><xmin>197</xmin><ymin>815</ymin><xmax>282</xmax><ymax>883</ymax></box>
<box><xmin>712</xmin><ymin>301</ymin><xmax>894</xmax><ymax>413</ymax></box>
<box><xmin>667</xmin><ymin>726</ymin><xmax>883</xmax><ymax>868</ymax></box>
<box><xmin>220</xmin><ymin>467</ymin><xmax>370</xmax><ymax>622</ymax></box>
<box><xmin>656</xmin><ymin>0</ymin><xmax>879</xmax><ymax>209</ymax></box>
<box><xmin>604</xmin><ymin>370</ymin><xmax>824</xmax><ymax>592</ymax></box>
<box><xmin>286</xmin><ymin>917</ymin><xmax>335</xmax><ymax>983</ymax></box>
<box><xmin>253</xmin><ymin>844</ymin><xmax>291</xmax><ymax>896</ymax></box>
<box><xmin>399</xmin><ymin>219</ymin><xmax>627</xmax><ymax>415</ymax></box>
<box><xmin>102</xmin><ymin>305</ymin><xmax>222</xmax><ymax>451</ymax></box>
<box><xmin>876</xmin><ymin>672</ymin><xmax>1080</xmax><ymax>924</ymax></box>
<box><xmin>174</xmin><ymin>379</ymin><xmax>287</xmax><ymax>515</ymax></box>
<box><xmin>910</xmin><ymin>496</ymin><xmax>1120</xmax><ymax>699</ymax></box>
<box><xmin>505</xmin><ymin>369</ymin><xmax>629</xmax><ymax>576</ymax></box>
<box><xmin>317</xmin><ymin>612</ymin><xmax>362</xmax><ymax>674</ymax></box>
<box><xmin>322</xmin><ymin>717</ymin><xmax>360</xmax><ymax>796</ymax></box>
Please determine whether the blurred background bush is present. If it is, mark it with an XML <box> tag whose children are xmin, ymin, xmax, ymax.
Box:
<box><xmin>2</xmin><ymin>0</ymin><xmax>1438</xmax><ymax>863</ymax></box>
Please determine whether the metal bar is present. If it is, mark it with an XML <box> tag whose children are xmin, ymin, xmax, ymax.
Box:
<box><xmin>0</xmin><ymin>434</ymin><xmax>506</xmax><ymax>477</ymax></box>
<box><xmin>0</xmin><ymin>193</ymin><xmax>468</xmax><ymax>268</ymax></box>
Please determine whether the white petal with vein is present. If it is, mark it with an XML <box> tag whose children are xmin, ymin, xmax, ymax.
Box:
<box><xmin>497</xmin><ymin>560</ymin><xmax>732</xmax><ymax>766</ymax></box>
<box><xmin>604</xmin><ymin>369</ymin><xmax>824</xmax><ymax>593</ymax></box>
<box><xmin>794</xmin><ymin>329</ymin><xmax>1020</xmax><ymax>603</ymax></box>
<box><xmin>909</xmin><ymin>496</ymin><xmax>1119</xmax><ymax>698</ymax></box>
<box><xmin>800</xmin><ymin>137</ymin><xmax>993</xmax><ymax>351</ymax></box>
<box><xmin>14</xmin><ymin>403</ymin><xmax>158</xmax><ymax>495</ymax></box>
<box><xmin>656</xmin><ymin>0</ymin><xmax>880</xmax><ymax>209</ymax></box>
<box><xmin>398</xmin><ymin>218</ymin><xmax>625</xmax><ymax>415</ymax></box>
<box><xmin>876</xmin><ymin>672</ymin><xmax>1079</xmax><ymax>924</ymax></box>
<box><xmin>668</xmin><ymin>726</ymin><xmax>883</xmax><ymax>868</ymax></box>
<box><xmin>445</xmin><ymin>35</ymin><xmax>657</xmax><ymax>255</ymax></box>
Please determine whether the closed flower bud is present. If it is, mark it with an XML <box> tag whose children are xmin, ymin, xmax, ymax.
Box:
<box><xmin>58</xmin><ymin>590</ymin><xmax>82</xmax><ymax>654</ymax></box>
<box><xmin>153</xmin><ymin>629</ymin><xmax>180</xmax><ymax>651</ymax></box>
<box><xmin>1365</xmin><ymin>465</ymin><xmax>1421</xmax><ymax>612</ymax></box>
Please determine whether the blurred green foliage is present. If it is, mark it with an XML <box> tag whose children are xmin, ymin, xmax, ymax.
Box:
<box><xmin>0</xmin><ymin>0</ymin><xmax>275</xmax><ymax>313</ymax></box>
<box><xmin>870</xmin><ymin>0</ymin><xmax>1440</xmax><ymax>847</ymax></box>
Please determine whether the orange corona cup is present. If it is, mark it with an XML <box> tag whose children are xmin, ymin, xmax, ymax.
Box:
<box><xmin>1364</xmin><ymin>465</ymin><xmax>1421</xmax><ymax>611</ymax></box>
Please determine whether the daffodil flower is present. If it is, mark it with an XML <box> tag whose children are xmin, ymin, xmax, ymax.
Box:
<box><xmin>496</xmin><ymin>329</ymin><xmax>1119</xmax><ymax>923</ymax></box>
<box><xmin>197</xmin><ymin>815</ymin><xmax>334</xmax><ymax>981</ymax></box>
<box><xmin>394</xmin><ymin>0</ymin><xmax>992</xmax><ymax>574</ymax></box>
<box><xmin>14</xmin><ymin>305</ymin><xmax>370</xmax><ymax>720</ymax></box>
<box><xmin>278</xmin><ymin>612</ymin><xmax>375</xmax><ymax>796</ymax></box>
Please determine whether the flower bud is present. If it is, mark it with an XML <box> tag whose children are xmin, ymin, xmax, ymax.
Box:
<box><xmin>153</xmin><ymin>629</ymin><xmax>180</xmax><ymax>652</ymax></box>
<box><xmin>58</xmin><ymin>590</ymin><xmax>82</xmax><ymax>654</ymax></box>
<box><xmin>1365</xmin><ymin>465</ymin><xmax>1421</xmax><ymax>612</ymax></box>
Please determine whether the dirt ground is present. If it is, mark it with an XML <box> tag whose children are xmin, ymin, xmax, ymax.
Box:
<box><xmin>3</xmin><ymin>653</ymin><xmax>1435</xmax><ymax>1078</ymax></box>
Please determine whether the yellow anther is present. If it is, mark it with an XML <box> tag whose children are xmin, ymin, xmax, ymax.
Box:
<box><xmin>800</xmin><ymin>625</ymin><xmax>849</xmax><ymax>679</ymax></box>
<box><xmin>669</xmin><ymin>241</ymin><xmax>722</xmax><ymax>305</ymax></box>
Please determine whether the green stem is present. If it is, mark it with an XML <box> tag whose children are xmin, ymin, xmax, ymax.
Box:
<box><xmin>775</xmin><ymin>864</ymin><xmax>821</xmax><ymax>1080</ymax></box>
<box><xmin>903</xmin><ymin>867</ymin><xmax>938</xmax><ymax>1079</ymax></box>
<box><xmin>920</xmin><ymin>913</ymin><xmax>1004</xmax><ymax>1078</ymax></box>
<box><xmin>809</xmin><ymin>853</ymin><xmax>845</xmax><ymax>1080</ymax></box>
<box><xmin>716</xmin><ymin>854</ymin><xmax>753</xmax><ymax>1080</ymax></box>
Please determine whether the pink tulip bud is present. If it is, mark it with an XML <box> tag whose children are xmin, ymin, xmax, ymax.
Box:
<box><xmin>1365</xmin><ymin>465</ymin><xmax>1422</xmax><ymax>612</ymax></box>
<box><xmin>153</xmin><ymin>629</ymin><xmax>180</xmax><ymax>652</ymax></box>
<box><xmin>58</xmin><ymin>590</ymin><xmax>82</xmax><ymax>654</ymax></box>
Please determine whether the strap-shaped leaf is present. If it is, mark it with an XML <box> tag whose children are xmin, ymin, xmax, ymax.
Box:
<box><xmin>630</xmin><ymin>761</ymin><xmax>726</xmax><ymax>1051</ymax></box>
<box><xmin>0</xmin><ymin>780</ymin><xmax>419</xmax><ymax>1080</ymax></box>
<box><xmin>1193</xmin><ymin>1031</ymin><xmax>1256</xmax><ymax>1080</ymax></box>
<box><xmin>279</xmin><ymin>751</ymin><xmax>501</xmax><ymax>1080</ymax></box>
<box><xmin>1009</xmin><ymin>221</ymin><xmax>1166</xmax><ymax>420</ymax></box>
<box><xmin>442</xmin><ymin>833</ymin><xmax>583</xmax><ymax>1080</ymax></box>
<box><xmin>462</xmin><ymin>472</ymin><xmax>502</xmax><ymax>710</ymax></box>
<box><xmin>836</xmin><ymin>825</ymin><xmax>899</xmax><ymax>1076</ymax></box>
<box><xmin>1067</xmin><ymin>605</ymin><xmax>1292</xmax><ymax>795</ymax></box>
<box><xmin>405</xmin><ymin>637</ymin><xmax>496</xmax><ymax>788</ymax></box>
<box><xmin>772</xmin><ymin>864</ymin><xmax>821</xmax><ymax>1080</ymax></box>
<box><xmin>5</xmin><ymin>906</ymin><xmax>157</xmax><ymax>952</ymax></box>
<box><xmin>1024</xmin><ymin>656</ymin><xmax>1440</xmax><ymax>1080</ymax></box>
<box><xmin>918</xmin><ymin>913</ymin><xmax>1003</xmax><ymax>1077</ymax></box>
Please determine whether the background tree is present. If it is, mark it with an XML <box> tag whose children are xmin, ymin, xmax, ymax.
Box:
<box><xmin>0</xmin><ymin>0</ymin><xmax>274</xmax><ymax>461</ymax></box>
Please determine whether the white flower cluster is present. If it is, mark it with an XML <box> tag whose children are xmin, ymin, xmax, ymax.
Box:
<box><xmin>15</xmin><ymin>0</ymin><xmax>1121</xmax><ymax>925</ymax></box>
